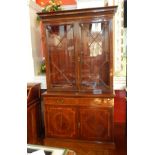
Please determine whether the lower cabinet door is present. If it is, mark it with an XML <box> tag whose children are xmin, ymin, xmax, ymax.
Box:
<box><xmin>79</xmin><ymin>108</ymin><xmax>113</xmax><ymax>141</ymax></box>
<box><xmin>45</xmin><ymin>105</ymin><xmax>78</xmax><ymax>138</ymax></box>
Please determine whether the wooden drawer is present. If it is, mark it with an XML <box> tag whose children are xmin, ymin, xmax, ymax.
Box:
<box><xmin>44</xmin><ymin>97</ymin><xmax>77</xmax><ymax>105</ymax></box>
<box><xmin>44</xmin><ymin>97</ymin><xmax>114</xmax><ymax>107</ymax></box>
<box><xmin>77</xmin><ymin>98</ymin><xmax>114</xmax><ymax>107</ymax></box>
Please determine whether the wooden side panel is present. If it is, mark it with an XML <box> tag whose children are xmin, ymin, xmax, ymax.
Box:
<box><xmin>27</xmin><ymin>83</ymin><xmax>42</xmax><ymax>144</ymax></box>
<box><xmin>27</xmin><ymin>102</ymin><xmax>39</xmax><ymax>144</ymax></box>
<box><xmin>45</xmin><ymin>105</ymin><xmax>78</xmax><ymax>138</ymax></box>
<box><xmin>79</xmin><ymin>107</ymin><xmax>113</xmax><ymax>141</ymax></box>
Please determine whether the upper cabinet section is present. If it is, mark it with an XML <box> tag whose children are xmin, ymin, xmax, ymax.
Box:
<box><xmin>38</xmin><ymin>6</ymin><xmax>117</xmax><ymax>93</ymax></box>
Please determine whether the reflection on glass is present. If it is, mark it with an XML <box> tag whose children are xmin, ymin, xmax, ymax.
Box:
<box><xmin>90</xmin><ymin>23</ymin><xmax>102</xmax><ymax>57</ymax></box>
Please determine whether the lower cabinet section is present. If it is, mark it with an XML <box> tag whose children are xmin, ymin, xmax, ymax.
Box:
<box><xmin>43</xmin><ymin>94</ymin><xmax>114</xmax><ymax>143</ymax></box>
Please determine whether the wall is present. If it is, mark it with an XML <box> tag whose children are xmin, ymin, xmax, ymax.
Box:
<box><xmin>114</xmin><ymin>90</ymin><xmax>127</xmax><ymax>123</ymax></box>
<box><xmin>36</xmin><ymin>0</ymin><xmax>76</xmax><ymax>6</ymax></box>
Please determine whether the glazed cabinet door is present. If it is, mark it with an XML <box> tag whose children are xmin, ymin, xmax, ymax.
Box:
<box><xmin>45</xmin><ymin>24</ymin><xmax>77</xmax><ymax>91</ymax></box>
<box><xmin>79</xmin><ymin>20</ymin><xmax>113</xmax><ymax>93</ymax></box>
<box><xmin>44</xmin><ymin>105</ymin><xmax>78</xmax><ymax>138</ymax></box>
<box><xmin>79</xmin><ymin>107</ymin><xmax>113</xmax><ymax>141</ymax></box>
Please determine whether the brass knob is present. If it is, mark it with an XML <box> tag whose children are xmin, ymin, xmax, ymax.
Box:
<box><xmin>56</xmin><ymin>99</ymin><xmax>64</xmax><ymax>104</ymax></box>
<box><xmin>102</xmin><ymin>99</ymin><xmax>107</xmax><ymax>103</ymax></box>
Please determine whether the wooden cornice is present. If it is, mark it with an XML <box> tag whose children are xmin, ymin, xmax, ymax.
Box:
<box><xmin>37</xmin><ymin>6</ymin><xmax>118</xmax><ymax>23</ymax></box>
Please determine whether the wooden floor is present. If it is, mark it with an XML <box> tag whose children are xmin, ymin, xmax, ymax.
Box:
<box><xmin>38</xmin><ymin>123</ymin><xmax>127</xmax><ymax>155</ymax></box>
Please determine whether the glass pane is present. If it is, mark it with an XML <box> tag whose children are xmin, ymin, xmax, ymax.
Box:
<box><xmin>46</xmin><ymin>24</ymin><xmax>76</xmax><ymax>90</ymax></box>
<box><xmin>80</xmin><ymin>22</ymin><xmax>110</xmax><ymax>92</ymax></box>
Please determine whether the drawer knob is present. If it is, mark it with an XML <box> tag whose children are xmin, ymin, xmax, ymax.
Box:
<box><xmin>56</xmin><ymin>99</ymin><xmax>64</xmax><ymax>104</ymax></box>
